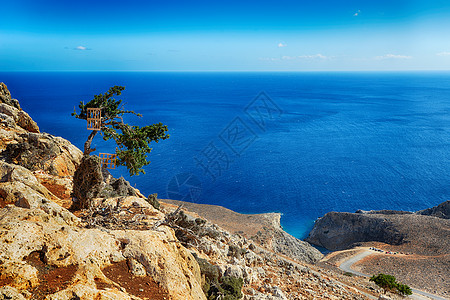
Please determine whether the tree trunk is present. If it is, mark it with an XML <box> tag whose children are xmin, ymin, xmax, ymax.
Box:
<box><xmin>84</xmin><ymin>130</ymin><xmax>98</xmax><ymax>155</ymax></box>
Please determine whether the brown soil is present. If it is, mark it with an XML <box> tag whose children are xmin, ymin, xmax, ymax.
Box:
<box><xmin>0</xmin><ymin>197</ymin><xmax>7</xmax><ymax>209</ymax></box>
<box><xmin>25</xmin><ymin>251</ymin><xmax>77</xmax><ymax>299</ymax></box>
<box><xmin>0</xmin><ymin>275</ymin><xmax>13</xmax><ymax>287</ymax></box>
<box><xmin>39</xmin><ymin>180</ymin><xmax>73</xmax><ymax>209</ymax></box>
<box><xmin>101</xmin><ymin>260</ymin><xmax>170</xmax><ymax>300</ymax></box>
<box><xmin>40</xmin><ymin>181</ymin><xmax>68</xmax><ymax>200</ymax></box>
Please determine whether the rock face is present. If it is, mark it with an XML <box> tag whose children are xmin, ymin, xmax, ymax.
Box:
<box><xmin>161</xmin><ymin>199</ymin><xmax>323</xmax><ymax>264</ymax></box>
<box><xmin>0</xmin><ymin>83</ymin><xmax>38</xmax><ymax>133</ymax></box>
<box><xmin>0</xmin><ymin>83</ymin><xmax>21</xmax><ymax>110</ymax></box>
<box><xmin>306</xmin><ymin>203</ymin><xmax>450</xmax><ymax>252</ymax></box>
<box><xmin>0</xmin><ymin>203</ymin><xmax>205</xmax><ymax>300</ymax></box>
<box><xmin>0</xmin><ymin>83</ymin><xmax>206</xmax><ymax>299</ymax></box>
<box><xmin>72</xmin><ymin>155</ymin><xmax>137</xmax><ymax>208</ymax></box>
<box><xmin>416</xmin><ymin>200</ymin><xmax>450</xmax><ymax>219</ymax></box>
<box><xmin>305</xmin><ymin>212</ymin><xmax>406</xmax><ymax>250</ymax></box>
<box><xmin>4</xmin><ymin>132</ymin><xmax>82</xmax><ymax>177</ymax></box>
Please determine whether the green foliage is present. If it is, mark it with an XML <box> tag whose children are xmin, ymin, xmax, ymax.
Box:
<box><xmin>206</xmin><ymin>276</ymin><xmax>243</xmax><ymax>300</ymax></box>
<box><xmin>397</xmin><ymin>283</ymin><xmax>413</xmax><ymax>296</ymax></box>
<box><xmin>72</xmin><ymin>86</ymin><xmax>169</xmax><ymax>176</ymax></box>
<box><xmin>370</xmin><ymin>273</ymin><xmax>397</xmax><ymax>293</ymax></box>
<box><xmin>370</xmin><ymin>273</ymin><xmax>412</xmax><ymax>296</ymax></box>
<box><xmin>193</xmin><ymin>254</ymin><xmax>243</xmax><ymax>300</ymax></box>
<box><xmin>220</xmin><ymin>276</ymin><xmax>244</xmax><ymax>299</ymax></box>
<box><xmin>146</xmin><ymin>193</ymin><xmax>160</xmax><ymax>210</ymax></box>
<box><xmin>343</xmin><ymin>271</ymin><xmax>353</xmax><ymax>277</ymax></box>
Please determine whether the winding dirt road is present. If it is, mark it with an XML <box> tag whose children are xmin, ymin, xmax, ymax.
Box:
<box><xmin>339</xmin><ymin>249</ymin><xmax>449</xmax><ymax>300</ymax></box>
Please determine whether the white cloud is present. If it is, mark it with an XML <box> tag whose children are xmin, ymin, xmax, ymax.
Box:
<box><xmin>437</xmin><ymin>52</ymin><xmax>450</xmax><ymax>56</ymax></box>
<box><xmin>259</xmin><ymin>57</ymin><xmax>280</xmax><ymax>61</ymax></box>
<box><xmin>298</xmin><ymin>54</ymin><xmax>329</xmax><ymax>59</ymax></box>
<box><xmin>375</xmin><ymin>54</ymin><xmax>412</xmax><ymax>60</ymax></box>
<box><xmin>353</xmin><ymin>9</ymin><xmax>361</xmax><ymax>17</ymax></box>
<box><xmin>278</xmin><ymin>42</ymin><xmax>287</xmax><ymax>48</ymax></box>
<box><xmin>260</xmin><ymin>54</ymin><xmax>330</xmax><ymax>62</ymax></box>
<box><xmin>74</xmin><ymin>45</ymin><xmax>90</xmax><ymax>51</ymax></box>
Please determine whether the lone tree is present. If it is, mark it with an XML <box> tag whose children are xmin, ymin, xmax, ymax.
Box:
<box><xmin>72</xmin><ymin>85</ymin><xmax>169</xmax><ymax>175</ymax></box>
<box><xmin>370</xmin><ymin>273</ymin><xmax>412</xmax><ymax>296</ymax></box>
<box><xmin>71</xmin><ymin>86</ymin><xmax>169</xmax><ymax>207</ymax></box>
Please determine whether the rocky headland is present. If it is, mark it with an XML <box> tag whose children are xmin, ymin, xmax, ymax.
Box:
<box><xmin>0</xmin><ymin>82</ymin><xmax>384</xmax><ymax>299</ymax></box>
<box><xmin>307</xmin><ymin>203</ymin><xmax>450</xmax><ymax>298</ymax></box>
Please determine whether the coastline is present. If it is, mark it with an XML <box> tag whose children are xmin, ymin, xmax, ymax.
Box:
<box><xmin>160</xmin><ymin>199</ymin><xmax>283</xmax><ymax>238</ymax></box>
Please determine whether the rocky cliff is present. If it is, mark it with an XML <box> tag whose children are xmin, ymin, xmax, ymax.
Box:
<box><xmin>307</xmin><ymin>203</ymin><xmax>450</xmax><ymax>298</ymax></box>
<box><xmin>306</xmin><ymin>204</ymin><xmax>450</xmax><ymax>253</ymax></box>
<box><xmin>416</xmin><ymin>200</ymin><xmax>450</xmax><ymax>219</ymax></box>
<box><xmin>0</xmin><ymin>83</ymin><xmax>376</xmax><ymax>300</ymax></box>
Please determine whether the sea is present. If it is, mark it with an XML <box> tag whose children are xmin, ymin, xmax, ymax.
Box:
<box><xmin>1</xmin><ymin>71</ymin><xmax>449</xmax><ymax>239</ymax></box>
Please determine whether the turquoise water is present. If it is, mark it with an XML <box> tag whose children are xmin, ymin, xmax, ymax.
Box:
<box><xmin>1</xmin><ymin>71</ymin><xmax>449</xmax><ymax>239</ymax></box>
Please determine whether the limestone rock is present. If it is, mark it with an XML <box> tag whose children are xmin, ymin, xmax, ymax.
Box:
<box><xmin>225</xmin><ymin>265</ymin><xmax>243</xmax><ymax>278</ymax></box>
<box><xmin>0</xmin><ymin>83</ymin><xmax>21</xmax><ymax>110</ymax></box>
<box><xmin>0</xmin><ymin>129</ymin><xmax>20</xmax><ymax>151</ymax></box>
<box><xmin>0</xmin><ymin>205</ymin><xmax>205</xmax><ymax>300</ymax></box>
<box><xmin>45</xmin><ymin>283</ymin><xmax>134</xmax><ymax>300</ymax></box>
<box><xmin>305</xmin><ymin>212</ymin><xmax>406</xmax><ymax>250</ymax></box>
<box><xmin>0</xmin><ymin>113</ymin><xmax>16</xmax><ymax>129</ymax></box>
<box><xmin>127</xmin><ymin>258</ymin><xmax>147</xmax><ymax>276</ymax></box>
<box><xmin>0</xmin><ymin>103</ymin><xmax>39</xmax><ymax>133</ymax></box>
<box><xmin>0</xmin><ymin>286</ymin><xmax>26</xmax><ymax>300</ymax></box>
<box><xmin>271</xmin><ymin>229</ymin><xmax>323</xmax><ymax>264</ymax></box>
<box><xmin>0</xmin><ymin>161</ymin><xmax>59</xmax><ymax>206</ymax></box>
<box><xmin>4</xmin><ymin>133</ymin><xmax>82</xmax><ymax>177</ymax></box>
<box><xmin>72</xmin><ymin>156</ymin><xmax>138</xmax><ymax>208</ymax></box>
<box><xmin>271</xmin><ymin>286</ymin><xmax>288</xmax><ymax>300</ymax></box>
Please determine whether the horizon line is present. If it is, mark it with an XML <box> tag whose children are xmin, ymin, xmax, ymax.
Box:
<box><xmin>2</xmin><ymin>69</ymin><xmax>450</xmax><ymax>73</ymax></box>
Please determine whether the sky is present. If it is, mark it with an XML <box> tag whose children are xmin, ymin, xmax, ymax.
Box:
<box><xmin>1</xmin><ymin>0</ymin><xmax>450</xmax><ymax>71</ymax></box>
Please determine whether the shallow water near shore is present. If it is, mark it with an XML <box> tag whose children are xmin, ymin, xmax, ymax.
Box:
<box><xmin>1</xmin><ymin>71</ymin><xmax>449</xmax><ymax>239</ymax></box>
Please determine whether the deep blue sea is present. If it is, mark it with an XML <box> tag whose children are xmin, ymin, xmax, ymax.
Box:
<box><xmin>1</xmin><ymin>72</ymin><xmax>449</xmax><ymax>239</ymax></box>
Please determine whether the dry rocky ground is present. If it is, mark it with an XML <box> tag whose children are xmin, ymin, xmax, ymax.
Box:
<box><xmin>307</xmin><ymin>206</ymin><xmax>450</xmax><ymax>298</ymax></box>
<box><xmin>0</xmin><ymin>82</ymin><xmax>446</xmax><ymax>300</ymax></box>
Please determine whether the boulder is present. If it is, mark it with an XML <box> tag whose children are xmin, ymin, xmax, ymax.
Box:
<box><xmin>72</xmin><ymin>155</ymin><xmax>137</xmax><ymax>209</ymax></box>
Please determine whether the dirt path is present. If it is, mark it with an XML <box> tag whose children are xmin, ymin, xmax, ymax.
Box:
<box><xmin>339</xmin><ymin>250</ymin><xmax>449</xmax><ymax>300</ymax></box>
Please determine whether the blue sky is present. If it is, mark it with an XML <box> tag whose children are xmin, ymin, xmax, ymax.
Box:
<box><xmin>1</xmin><ymin>0</ymin><xmax>450</xmax><ymax>71</ymax></box>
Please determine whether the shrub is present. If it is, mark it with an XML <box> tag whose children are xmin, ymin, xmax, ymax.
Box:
<box><xmin>146</xmin><ymin>193</ymin><xmax>160</xmax><ymax>210</ymax></box>
<box><xmin>397</xmin><ymin>283</ymin><xmax>412</xmax><ymax>296</ymax></box>
<box><xmin>370</xmin><ymin>273</ymin><xmax>412</xmax><ymax>296</ymax></box>
<box><xmin>193</xmin><ymin>255</ymin><xmax>243</xmax><ymax>300</ymax></box>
